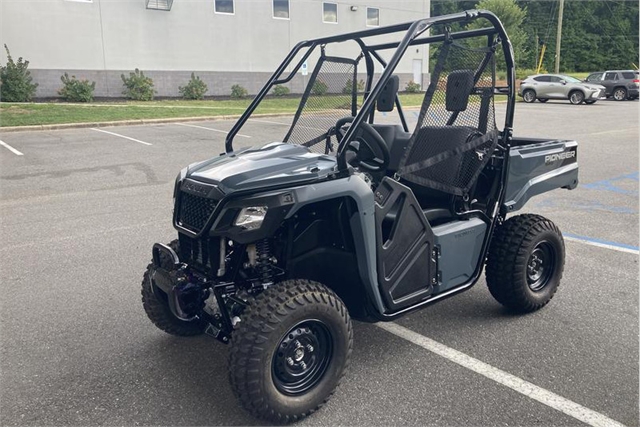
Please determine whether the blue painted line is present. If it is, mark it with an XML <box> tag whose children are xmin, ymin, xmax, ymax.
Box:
<box><xmin>564</xmin><ymin>233</ymin><xmax>639</xmax><ymax>251</ymax></box>
<box><xmin>582</xmin><ymin>171</ymin><xmax>639</xmax><ymax>196</ymax></box>
<box><xmin>535</xmin><ymin>198</ymin><xmax>637</xmax><ymax>214</ymax></box>
<box><xmin>412</xmin><ymin>111</ymin><xmax>419</xmax><ymax>118</ymax></box>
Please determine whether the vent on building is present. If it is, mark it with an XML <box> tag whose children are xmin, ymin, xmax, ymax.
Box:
<box><xmin>146</xmin><ymin>0</ymin><xmax>173</xmax><ymax>11</ymax></box>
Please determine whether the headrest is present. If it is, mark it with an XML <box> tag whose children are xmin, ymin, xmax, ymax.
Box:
<box><xmin>446</xmin><ymin>70</ymin><xmax>475</xmax><ymax>112</ymax></box>
<box><xmin>377</xmin><ymin>75</ymin><xmax>399</xmax><ymax>112</ymax></box>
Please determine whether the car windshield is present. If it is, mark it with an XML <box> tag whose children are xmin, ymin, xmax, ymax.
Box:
<box><xmin>561</xmin><ymin>75</ymin><xmax>582</xmax><ymax>83</ymax></box>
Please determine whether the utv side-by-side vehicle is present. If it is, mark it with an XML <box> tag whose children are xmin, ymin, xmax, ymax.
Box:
<box><xmin>141</xmin><ymin>10</ymin><xmax>579</xmax><ymax>423</ymax></box>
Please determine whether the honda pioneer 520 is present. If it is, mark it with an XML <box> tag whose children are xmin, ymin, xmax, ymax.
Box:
<box><xmin>141</xmin><ymin>10</ymin><xmax>578</xmax><ymax>423</ymax></box>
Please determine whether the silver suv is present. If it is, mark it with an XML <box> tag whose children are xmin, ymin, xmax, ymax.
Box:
<box><xmin>585</xmin><ymin>70</ymin><xmax>639</xmax><ymax>101</ymax></box>
<box><xmin>518</xmin><ymin>74</ymin><xmax>605</xmax><ymax>105</ymax></box>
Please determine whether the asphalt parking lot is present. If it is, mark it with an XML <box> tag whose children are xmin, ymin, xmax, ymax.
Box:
<box><xmin>1</xmin><ymin>99</ymin><xmax>638</xmax><ymax>426</ymax></box>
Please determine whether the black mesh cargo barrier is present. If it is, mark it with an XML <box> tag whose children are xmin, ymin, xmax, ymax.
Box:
<box><xmin>284</xmin><ymin>55</ymin><xmax>360</xmax><ymax>155</ymax></box>
<box><xmin>397</xmin><ymin>41</ymin><xmax>499</xmax><ymax>197</ymax></box>
<box><xmin>178</xmin><ymin>191</ymin><xmax>218</xmax><ymax>233</ymax></box>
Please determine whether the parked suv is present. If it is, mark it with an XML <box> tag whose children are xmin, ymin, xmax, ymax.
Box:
<box><xmin>585</xmin><ymin>70</ymin><xmax>639</xmax><ymax>101</ymax></box>
<box><xmin>519</xmin><ymin>74</ymin><xmax>605</xmax><ymax>104</ymax></box>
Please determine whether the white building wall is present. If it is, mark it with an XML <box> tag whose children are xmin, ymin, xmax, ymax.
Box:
<box><xmin>1</xmin><ymin>0</ymin><xmax>430</xmax><ymax>97</ymax></box>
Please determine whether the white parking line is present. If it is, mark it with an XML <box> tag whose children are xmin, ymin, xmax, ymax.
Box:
<box><xmin>175</xmin><ymin>123</ymin><xmax>251</xmax><ymax>138</ymax></box>
<box><xmin>377</xmin><ymin>322</ymin><xmax>627</xmax><ymax>427</ymax></box>
<box><xmin>249</xmin><ymin>118</ymin><xmax>289</xmax><ymax>126</ymax></box>
<box><xmin>90</xmin><ymin>128</ymin><xmax>152</xmax><ymax>145</ymax></box>
<box><xmin>0</xmin><ymin>139</ymin><xmax>24</xmax><ymax>156</ymax></box>
<box><xmin>588</xmin><ymin>128</ymin><xmax>637</xmax><ymax>136</ymax></box>
<box><xmin>564</xmin><ymin>234</ymin><xmax>639</xmax><ymax>255</ymax></box>
<box><xmin>248</xmin><ymin>118</ymin><xmax>327</xmax><ymax>133</ymax></box>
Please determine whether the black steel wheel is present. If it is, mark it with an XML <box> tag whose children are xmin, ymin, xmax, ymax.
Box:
<box><xmin>613</xmin><ymin>87</ymin><xmax>627</xmax><ymax>101</ymax></box>
<box><xmin>141</xmin><ymin>240</ymin><xmax>207</xmax><ymax>336</ymax></box>
<box><xmin>486</xmin><ymin>214</ymin><xmax>565</xmax><ymax>313</ymax></box>
<box><xmin>272</xmin><ymin>320</ymin><xmax>333</xmax><ymax>396</ymax></box>
<box><xmin>229</xmin><ymin>279</ymin><xmax>352</xmax><ymax>424</ymax></box>
<box><xmin>537</xmin><ymin>98</ymin><xmax>549</xmax><ymax>103</ymax></box>
<box><xmin>522</xmin><ymin>89</ymin><xmax>536</xmax><ymax>103</ymax></box>
<box><xmin>585</xmin><ymin>100</ymin><xmax>597</xmax><ymax>104</ymax></box>
<box><xmin>569</xmin><ymin>90</ymin><xmax>585</xmax><ymax>105</ymax></box>
<box><xmin>526</xmin><ymin>241</ymin><xmax>556</xmax><ymax>292</ymax></box>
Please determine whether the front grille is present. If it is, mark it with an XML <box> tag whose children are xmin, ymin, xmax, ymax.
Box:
<box><xmin>177</xmin><ymin>191</ymin><xmax>218</xmax><ymax>233</ymax></box>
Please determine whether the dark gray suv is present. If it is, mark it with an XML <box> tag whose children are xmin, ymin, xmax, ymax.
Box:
<box><xmin>585</xmin><ymin>70</ymin><xmax>639</xmax><ymax>101</ymax></box>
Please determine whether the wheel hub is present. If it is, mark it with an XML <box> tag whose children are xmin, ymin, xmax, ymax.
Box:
<box><xmin>526</xmin><ymin>242</ymin><xmax>555</xmax><ymax>291</ymax></box>
<box><xmin>272</xmin><ymin>320</ymin><xmax>333</xmax><ymax>395</ymax></box>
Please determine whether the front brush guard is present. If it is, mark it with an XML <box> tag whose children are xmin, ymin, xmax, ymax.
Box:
<box><xmin>151</xmin><ymin>243</ymin><xmax>203</xmax><ymax>322</ymax></box>
<box><xmin>150</xmin><ymin>242</ymin><xmax>233</xmax><ymax>343</ymax></box>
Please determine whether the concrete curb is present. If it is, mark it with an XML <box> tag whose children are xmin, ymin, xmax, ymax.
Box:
<box><xmin>0</xmin><ymin>104</ymin><xmax>438</xmax><ymax>133</ymax></box>
<box><xmin>0</xmin><ymin>113</ymin><xmax>293</xmax><ymax>133</ymax></box>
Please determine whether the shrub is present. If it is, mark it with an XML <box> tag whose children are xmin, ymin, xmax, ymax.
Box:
<box><xmin>404</xmin><ymin>80</ymin><xmax>421</xmax><ymax>93</ymax></box>
<box><xmin>230</xmin><ymin>84</ymin><xmax>248</xmax><ymax>99</ymax></box>
<box><xmin>0</xmin><ymin>44</ymin><xmax>38</xmax><ymax>102</ymax></box>
<box><xmin>342</xmin><ymin>79</ymin><xmax>365</xmax><ymax>94</ymax></box>
<box><xmin>58</xmin><ymin>73</ymin><xmax>96</xmax><ymax>102</ymax></box>
<box><xmin>311</xmin><ymin>79</ymin><xmax>328</xmax><ymax>96</ymax></box>
<box><xmin>272</xmin><ymin>84</ymin><xmax>290</xmax><ymax>97</ymax></box>
<box><xmin>179</xmin><ymin>73</ymin><xmax>208</xmax><ymax>100</ymax></box>
<box><xmin>121</xmin><ymin>68</ymin><xmax>155</xmax><ymax>101</ymax></box>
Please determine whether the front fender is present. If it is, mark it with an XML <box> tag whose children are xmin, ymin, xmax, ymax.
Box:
<box><xmin>285</xmin><ymin>175</ymin><xmax>387</xmax><ymax>314</ymax></box>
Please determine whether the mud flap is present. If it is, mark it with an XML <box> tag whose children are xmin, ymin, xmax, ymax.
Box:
<box><xmin>374</xmin><ymin>177</ymin><xmax>437</xmax><ymax>311</ymax></box>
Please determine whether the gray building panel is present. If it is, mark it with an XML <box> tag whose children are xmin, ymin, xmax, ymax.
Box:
<box><xmin>1</xmin><ymin>0</ymin><xmax>430</xmax><ymax>97</ymax></box>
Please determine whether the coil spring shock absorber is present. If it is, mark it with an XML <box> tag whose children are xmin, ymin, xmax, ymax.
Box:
<box><xmin>256</xmin><ymin>239</ymin><xmax>275</xmax><ymax>283</ymax></box>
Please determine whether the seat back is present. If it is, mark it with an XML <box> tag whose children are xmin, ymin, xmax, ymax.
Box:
<box><xmin>376</xmin><ymin>75</ymin><xmax>399</xmax><ymax>112</ymax></box>
<box><xmin>396</xmin><ymin>41</ymin><xmax>499</xmax><ymax>199</ymax></box>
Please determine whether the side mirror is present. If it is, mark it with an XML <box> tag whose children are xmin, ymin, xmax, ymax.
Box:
<box><xmin>560</xmin><ymin>80</ymin><xmax>567</xmax><ymax>85</ymax></box>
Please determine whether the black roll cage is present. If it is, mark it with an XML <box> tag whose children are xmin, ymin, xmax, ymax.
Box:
<box><xmin>224</xmin><ymin>9</ymin><xmax>516</xmax><ymax>166</ymax></box>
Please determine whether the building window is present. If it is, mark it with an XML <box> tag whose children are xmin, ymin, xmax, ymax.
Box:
<box><xmin>215</xmin><ymin>0</ymin><xmax>234</xmax><ymax>14</ymax></box>
<box><xmin>273</xmin><ymin>0</ymin><xmax>289</xmax><ymax>19</ymax></box>
<box><xmin>366</xmin><ymin>7</ymin><xmax>379</xmax><ymax>27</ymax></box>
<box><xmin>323</xmin><ymin>2</ymin><xmax>337</xmax><ymax>23</ymax></box>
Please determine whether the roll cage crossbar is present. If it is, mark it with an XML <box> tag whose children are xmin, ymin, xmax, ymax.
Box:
<box><xmin>224</xmin><ymin>10</ymin><xmax>516</xmax><ymax>170</ymax></box>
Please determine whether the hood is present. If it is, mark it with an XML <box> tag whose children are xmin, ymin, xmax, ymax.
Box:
<box><xmin>185</xmin><ymin>142</ymin><xmax>337</xmax><ymax>194</ymax></box>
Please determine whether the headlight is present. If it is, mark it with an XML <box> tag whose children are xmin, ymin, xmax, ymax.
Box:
<box><xmin>234</xmin><ymin>206</ymin><xmax>268</xmax><ymax>230</ymax></box>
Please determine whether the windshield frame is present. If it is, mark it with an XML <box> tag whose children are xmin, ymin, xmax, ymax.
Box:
<box><xmin>224</xmin><ymin>10</ymin><xmax>516</xmax><ymax>172</ymax></box>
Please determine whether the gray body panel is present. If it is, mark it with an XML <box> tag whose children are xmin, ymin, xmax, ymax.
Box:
<box><xmin>432</xmin><ymin>218</ymin><xmax>487</xmax><ymax>293</ymax></box>
<box><xmin>177</xmin><ymin>134</ymin><xmax>578</xmax><ymax>317</ymax></box>
<box><xmin>187</xmin><ymin>143</ymin><xmax>337</xmax><ymax>194</ymax></box>
<box><xmin>504</xmin><ymin>139</ymin><xmax>578</xmax><ymax>212</ymax></box>
<box><xmin>284</xmin><ymin>173</ymin><xmax>387</xmax><ymax>314</ymax></box>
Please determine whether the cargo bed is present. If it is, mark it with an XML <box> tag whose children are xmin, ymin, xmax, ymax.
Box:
<box><xmin>503</xmin><ymin>137</ymin><xmax>579</xmax><ymax>212</ymax></box>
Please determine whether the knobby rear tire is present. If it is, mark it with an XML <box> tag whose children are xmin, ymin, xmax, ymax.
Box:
<box><xmin>485</xmin><ymin>214</ymin><xmax>565</xmax><ymax>313</ymax></box>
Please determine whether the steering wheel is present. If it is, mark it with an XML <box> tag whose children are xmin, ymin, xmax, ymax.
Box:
<box><xmin>335</xmin><ymin>117</ymin><xmax>390</xmax><ymax>173</ymax></box>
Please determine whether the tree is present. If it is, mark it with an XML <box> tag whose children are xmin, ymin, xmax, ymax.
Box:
<box><xmin>431</xmin><ymin>0</ymin><xmax>639</xmax><ymax>73</ymax></box>
<box><xmin>516</xmin><ymin>0</ymin><xmax>639</xmax><ymax>72</ymax></box>
<box><xmin>468</xmin><ymin>0</ymin><xmax>528</xmax><ymax>67</ymax></box>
